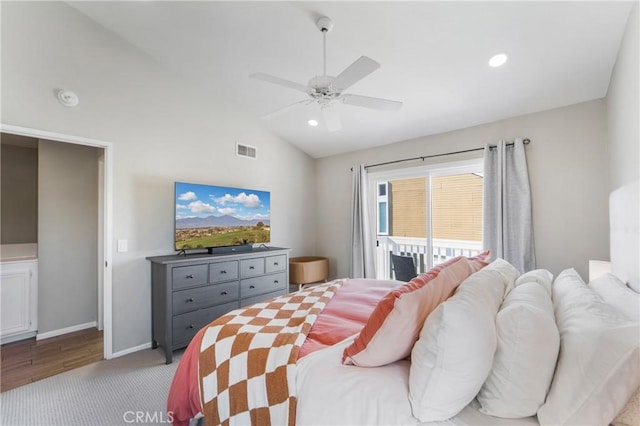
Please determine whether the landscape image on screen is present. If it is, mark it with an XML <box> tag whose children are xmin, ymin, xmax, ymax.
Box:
<box><xmin>175</xmin><ymin>182</ymin><xmax>270</xmax><ymax>250</ymax></box>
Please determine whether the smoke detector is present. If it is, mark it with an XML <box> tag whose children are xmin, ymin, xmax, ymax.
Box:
<box><xmin>57</xmin><ymin>90</ymin><xmax>79</xmax><ymax>107</ymax></box>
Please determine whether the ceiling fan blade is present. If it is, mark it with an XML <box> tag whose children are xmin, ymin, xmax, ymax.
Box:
<box><xmin>250</xmin><ymin>73</ymin><xmax>310</xmax><ymax>94</ymax></box>
<box><xmin>263</xmin><ymin>100</ymin><xmax>310</xmax><ymax>119</ymax></box>
<box><xmin>341</xmin><ymin>94</ymin><xmax>403</xmax><ymax>112</ymax></box>
<box><xmin>322</xmin><ymin>106</ymin><xmax>342</xmax><ymax>132</ymax></box>
<box><xmin>331</xmin><ymin>56</ymin><xmax>380</xmax><ymax>92</ymax></box>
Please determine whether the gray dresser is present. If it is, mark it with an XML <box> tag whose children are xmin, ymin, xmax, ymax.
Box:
<box><xmin>146</xmin><ymin>247</ymin><xmax>290</xmax><ymax>363</ymax></box>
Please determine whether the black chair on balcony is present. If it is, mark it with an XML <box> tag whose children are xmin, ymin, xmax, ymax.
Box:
<box><xmin>391</xmin><ymin>254</ymin><xmax>418</xmax><ymax>282</ymax></box>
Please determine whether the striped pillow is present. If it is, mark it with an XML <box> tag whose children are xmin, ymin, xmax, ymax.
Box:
<box><xmin>342</xmin><ymin>252</ymin><xmax>489</xmax><ymax>367</ymax></box>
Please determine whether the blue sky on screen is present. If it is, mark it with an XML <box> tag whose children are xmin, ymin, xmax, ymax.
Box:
<box><xmin>175</xmin><ymin>182</ymin><xmax>270</xmax><ymax>221</ymax></box>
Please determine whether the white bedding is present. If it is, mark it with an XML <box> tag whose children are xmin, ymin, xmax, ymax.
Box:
<box><xmin>296</xmin><ymin>337</ymin><xmax>539</xmax><ymax>426</ymax></box>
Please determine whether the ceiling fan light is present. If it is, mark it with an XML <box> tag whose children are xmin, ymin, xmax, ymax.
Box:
<box><xmin>488</xmin><ymin>53</ymin><xmax>509</xmax><ymax>67</ymax></box>
<box><xmin>308</xmin><ymin>119</ymin><xmax>319</xmax><ymax>127</ymax></box>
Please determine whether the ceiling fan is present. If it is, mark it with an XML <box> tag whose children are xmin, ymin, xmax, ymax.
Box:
<box><xmin>250</xmin><ymin>16</ymin><xmax>403</xmax><ymax>132</ymax></box>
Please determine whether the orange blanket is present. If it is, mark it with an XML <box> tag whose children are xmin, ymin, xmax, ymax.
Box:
<box><xmin>198</xmin><ymin>283</ymin><xmax>341</xmax><ymax>425</ymax></box>
<box><xmin>167</xmin><ymin>278</ymin><xmax>399</xmax><ymax>426</ymax></box>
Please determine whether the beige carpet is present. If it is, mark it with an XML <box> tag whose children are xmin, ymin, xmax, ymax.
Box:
<box><xmin>0</xmin><ymin>348</ymin><xmax>183</xmax><ymax>426</ymax></box>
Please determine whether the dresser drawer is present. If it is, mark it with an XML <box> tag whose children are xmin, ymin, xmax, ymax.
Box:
<box><xmin>172</xmin><ymin>265</ymin><xmax>208</xmax><ymax>290</ymax></box>
<box><xmin>240</xmin><ymin>272</ymin><xmax>287</xmax><ymax>298</ymax></box>
<box><xmin>240</xmin><ymin>289</ymin><xmax>287</xmax><ymax>308</ymax></box>
<box><xmin>172</xmin><ymin>281</ymin><xmax>240</xmax><ymax>315</ymax></box>
<box><xmin>265</xmin><ymin>255</ymin><xmax>287</xmax><ymax>273</ymax></box>
<box><xmin>172</xmin><ymin>300</ymin><xmax>239</xmax><ymax>348</ymax></box>
<box><xmin>209</xmin><ymin>260</ymin><xmax>238</xmax><ymax>283</ymax></box>
<box><xmin>240</xmin><ymin>258</ymin><xmax>265</xmax><ymax>277</ymax></box>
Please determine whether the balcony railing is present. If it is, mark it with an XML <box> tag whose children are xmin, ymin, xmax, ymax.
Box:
<box><xmin>377</xmin><ymin>236</ymin><xmax>483</xmax><ymax>280</ymax></box>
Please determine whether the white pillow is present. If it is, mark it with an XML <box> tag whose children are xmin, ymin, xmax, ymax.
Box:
<box><xmin>537</xmin><ymin>269</ymin><xmax>640</xmax><ymax>426</ymax></box>
<box><xmin>514</xmin><ymin>269</ymin><xmax>553</xmax><ymax>296</ymax></box>
<box><xmin>589</xmin><ymin>273</ymin><xmax>640</xmax><ymax>322</ymax></box>
<box><xmin>477</xmin><ymin>281</ymin><xmax>559</xmax><ymax>418</ymax></box>
<box><xmin>409</xmin><ymin>259</ymin><xmax>519</xmax><ymax>422</ymax></box>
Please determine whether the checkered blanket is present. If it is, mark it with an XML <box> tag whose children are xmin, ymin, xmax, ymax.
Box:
<box><xmin>198</xmin><ymin>281</ymin><xmax>342</xmax><ymax>426</ymax></box>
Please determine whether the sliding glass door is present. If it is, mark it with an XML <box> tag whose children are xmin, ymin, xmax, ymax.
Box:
<box><xmin>370</xmin><ymin>159</ymin><xmax>484</xmax><ymax>280</ymax></box>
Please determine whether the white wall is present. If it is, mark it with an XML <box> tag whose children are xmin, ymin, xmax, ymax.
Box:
<box><xmin>606</xmin><ymin>3</ymin><xmax>639</xmax><ymax>289</ymax></box>
<box><xmin>38</xmin><ymin>140</ymin><xmax>100</xmax><ymax>334</ymax></box>
<box><xmin>1</xmin><ymin>2</ymin><xmax>317</xmax><ymax>353</ymax></box>
<box><xmin>607</xmin><ymin>3</ymin><xmax>639</xmax><ymax>191</ymax></box>
<box><xmin>316</xmin><ymin>100</ymin><xmax>609</xmax><ymax>281</ymax></box>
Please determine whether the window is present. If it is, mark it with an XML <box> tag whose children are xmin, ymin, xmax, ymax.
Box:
<box><xmin>371</xmin><ymin>160</ymin><xmax>483</xmax><ymax>280</ymax></box>
<box><xmin>377</xmin><ymin>182</ymin><xmax>389</xmax><ymax>235</ymax></box>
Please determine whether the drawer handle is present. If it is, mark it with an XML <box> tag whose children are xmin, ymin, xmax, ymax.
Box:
<box><xmin>274</xmin><ymin>280</ymin><xmax>279</xmax><ymax>284</ymax></box>
<box><xmin>249</xmin><ymin>266</ymin><xmax>255</xmax><ymax>270</ymax></box>
<box><xmin>186</xmin><ymin>298</ymin><xmax>194</xmax><ymax>303</ymax></box>
<box><xmin>220</xmin><ymin>270</ymin><xmax>227</xmax><ymax>274</ymax></box>
<box><xmin>274</xmin><ymin>262</ymin><xmax>279</xmax><ymax>266</ymax></box>
<box><xmin>250</xmin><ymin>285</ymin><xmax>255</xmax><ymax>289</ymax></box>
<box><xmin>187</xmin><ymin>324</ymin><xmax>195</xmax><ymax>330</ymax></box>
<box><xmin>221</xmin><ymin>291</ymin><xmax>228</xmax><ymax>296</ymax></box>
<box><xmin>186</xmin><ymin>274</ymin><xmax>194</xmax><ymax>279</ymax></box>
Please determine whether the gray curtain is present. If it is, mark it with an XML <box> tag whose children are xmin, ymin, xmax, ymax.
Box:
<box><xmin>483</xmin><ymin>139</ymin><xmax>536</xmax><ymax>273</ymax></box>
<box><xmin>350</xmin><ymin>164</ymin><xmax>376</xmax><ymax>278</ymax></box>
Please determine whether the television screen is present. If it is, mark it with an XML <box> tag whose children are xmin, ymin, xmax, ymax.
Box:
<box><xmin>174</xmin><ymin>182</ymin><xmax>270</xmax><ymax>251</ymax></box>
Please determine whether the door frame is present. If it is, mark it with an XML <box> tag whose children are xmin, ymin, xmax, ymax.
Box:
<box><xmin>0</xmin><ymin>123</ymin><xmax>114</xmax><ymax>359</ymax></box>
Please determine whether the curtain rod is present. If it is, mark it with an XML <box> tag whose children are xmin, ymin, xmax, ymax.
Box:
<box><xmin>354</xmin><ymin>138</ymin><xmax>531</xmax><ymax>171</ymax></box>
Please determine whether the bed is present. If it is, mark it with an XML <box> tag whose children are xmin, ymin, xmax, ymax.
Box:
<box><xmin>167</xmin><ymin>183</ymin><xmax>640</xmax><ymax>426</ymax></box>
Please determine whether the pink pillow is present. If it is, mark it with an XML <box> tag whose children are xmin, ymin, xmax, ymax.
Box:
<box><xmin>342</xmin><ymin>253</ymin><xmax>489</xmax><ymax>367</ymax></box>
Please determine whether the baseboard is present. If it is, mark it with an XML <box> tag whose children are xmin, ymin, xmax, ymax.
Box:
<box><xmin>1</xmin><ymin>331</ymin><xmax>37</xmax><ymax>345</ymax></box>
<box><xmin>111</xmin><ymin>342</ymin><xmax>152</xmax><ymax>359</ymax></box>
<box><xmin>36</xmin><ymin>321</ymin><xmax>97</xmax><ymax>341</ymax></box>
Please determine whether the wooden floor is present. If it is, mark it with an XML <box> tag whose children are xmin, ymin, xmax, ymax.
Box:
<box><xmin>0</xmin><ymin>328</ymin><xmax>103</xmax><ymax>392</ymax></box>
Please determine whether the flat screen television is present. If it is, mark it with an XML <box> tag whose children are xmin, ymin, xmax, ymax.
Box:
<box><xmin>174</xmin><ymin>181</ymin><xmax>270</xmax><ymax>253</ymax></box>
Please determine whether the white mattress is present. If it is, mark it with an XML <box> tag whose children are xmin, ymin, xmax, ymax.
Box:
<box><xmin>296</xmin><ymin>337</ymin><xmax>539</xmax><ymax>426</ymax></box>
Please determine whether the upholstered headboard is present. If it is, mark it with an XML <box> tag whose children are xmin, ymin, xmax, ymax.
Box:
<box><xmin>610</xmin><ymin>180</ymin><xmax>640</xmax><ymax>292</ymax></box>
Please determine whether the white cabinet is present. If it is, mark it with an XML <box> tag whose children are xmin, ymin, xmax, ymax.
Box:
<box><xmin>0</xmin><ymin>260</ymin><xmax>38</xmax><ymax>343</ymax></box>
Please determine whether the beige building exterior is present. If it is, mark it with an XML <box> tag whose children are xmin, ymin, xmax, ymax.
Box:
<box><xmin>387</xmin><ymin>174</ymin><xmax>482</xmax><ymax>241</ymax></box>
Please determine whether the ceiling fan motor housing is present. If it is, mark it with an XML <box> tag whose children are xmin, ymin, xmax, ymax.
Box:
<box><xmin>308</xmin><ymin>75</ymin><xmax>340</xmax><ymax>103</ymax></box>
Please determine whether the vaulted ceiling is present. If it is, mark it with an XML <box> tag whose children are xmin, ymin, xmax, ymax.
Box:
<box><xmin>69</xmin><ymin>1</ymin><xmax>634</xmax><ymax>158</ymax></box>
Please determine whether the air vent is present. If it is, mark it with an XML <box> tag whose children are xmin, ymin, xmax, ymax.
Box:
<box><xmin>236</xmin><ymin>143</ymin><xmax>257</xmax><ymax>159</ymax></box>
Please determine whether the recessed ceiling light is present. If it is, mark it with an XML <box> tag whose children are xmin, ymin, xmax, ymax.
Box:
<box><xmin>308</xmin><ymin>119</ymin><xmax>319</xmax><ymax>127</ymax></box>
<box><xmin>488</xmin><ymin>53</ymin><xmax>509</xmax><ymax>68</ymax></box>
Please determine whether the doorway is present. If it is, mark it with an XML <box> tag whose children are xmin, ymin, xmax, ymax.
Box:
<box><xmin>0</xmin><ymin>124</ymin><xmax>113</xmax><ymax>361</ymax></box>
<box><xmin>369</xmin><ymin>159</ymin><xmax>484</xmax><ymax>280</ymax></box>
